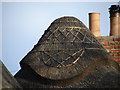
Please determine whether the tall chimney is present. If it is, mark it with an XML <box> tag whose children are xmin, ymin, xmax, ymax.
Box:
<box><xmin>109</xmin><ymin>5</ymin><xmax>120</xmax><ymax>36</ymax></box>
<box><xmin>89</xmin><ymin>13</ymin><xmax>101</xmax><ymax>37</ymax></box>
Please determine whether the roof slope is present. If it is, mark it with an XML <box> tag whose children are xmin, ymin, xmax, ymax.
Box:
<box><xmin>0</xmin><ymin>60</ymin><xmax>22</xmax><ymax>89</ymax></box>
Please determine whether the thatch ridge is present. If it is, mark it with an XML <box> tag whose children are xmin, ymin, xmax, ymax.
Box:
<box><xmin>15</xmin><ymin>16</ymin><xmax>120</xmax><ymax>88</ymax></box>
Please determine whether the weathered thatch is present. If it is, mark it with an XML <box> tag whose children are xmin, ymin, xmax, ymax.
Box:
<box><xmin>15</xmin><ymin>16</ymin><xmax>120</xmax><ymax>88</ymax></box>
<box><xmin>0</xmin><ymin>60</ymin><xmax>22</xmax><ymax>89</ymax></box>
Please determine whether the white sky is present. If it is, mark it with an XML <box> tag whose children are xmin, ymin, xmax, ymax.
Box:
<box><xmin>0</xmin><ymin>0</ymin><xmax>119</xmax><ymax>2</ymax></box>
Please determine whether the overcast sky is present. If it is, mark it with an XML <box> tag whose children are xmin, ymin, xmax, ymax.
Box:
<box><xmin>1</xmin><ymin>1</ymin><xmax>119</xmax><ymax>75</ymax></box>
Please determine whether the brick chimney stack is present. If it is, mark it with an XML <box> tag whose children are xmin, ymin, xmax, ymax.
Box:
<box><xmin>89</xmin><ymin>13</ymin><xmax>101</xmax><ymax>37</ymax></box>
<box><xmin>109</xmin><ymin>5</ymin><xmax>120</xmax><ymax>36</ymax></box>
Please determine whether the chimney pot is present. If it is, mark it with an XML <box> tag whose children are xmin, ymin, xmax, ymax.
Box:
<box><xmin>89</xmin><ymin>13</ymin><xmax>101</xmax><ymax>37</ymax></box>
<box><xmin>109</xmin><ymin>5</ymin><xmax>120</xmax><ymax>36</ymax></box>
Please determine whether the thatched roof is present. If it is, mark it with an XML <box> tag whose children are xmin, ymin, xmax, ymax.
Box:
<box><xmin>15</xmin><ymin>16</ymin><xmax>120</xmax><ymax>88</ymax></box>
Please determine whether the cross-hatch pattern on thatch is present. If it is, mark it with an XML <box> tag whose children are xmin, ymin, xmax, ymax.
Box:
<box><xmin>30</xmin><ymin>23</ymin><xmax>105</xmax><ymax>68</ymax></box>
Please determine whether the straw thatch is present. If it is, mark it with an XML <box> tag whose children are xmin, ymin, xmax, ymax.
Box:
<box><xmin>15</xmin><ymin>16</ymin><xmax>120</xmax><ymax>88</ymax></box>
<box><xmin>0</xmin><ymin>60</ymin><xmax>22</xmax><ymax>89</ymax></box>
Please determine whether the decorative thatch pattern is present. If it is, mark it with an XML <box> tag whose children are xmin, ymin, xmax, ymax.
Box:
<box><xmin>35</xmin><ymin>27</ymin><xmax>105</xmax><ymax>67</ymax></box>
<box><xmin>36</xmin><ymin>26</ymin><xmax>104</xmax><ymax>68</ymax></box>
